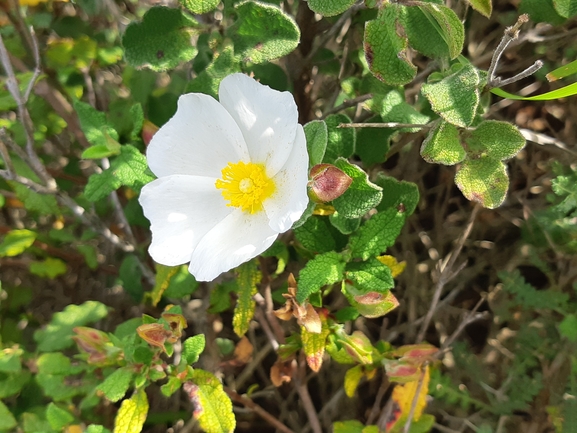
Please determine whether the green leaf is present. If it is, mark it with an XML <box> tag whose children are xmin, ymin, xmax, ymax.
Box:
<box><xmin>546</xmin><ymin>59</ymin><xmax>577</xmax><ymax>81</ymax></box>
<box><xmin>344</xmin><ymin>365</ymin><xmax>364</xmax><ymax>397</ymax></box>
<box><xmin>183</xmin><ymin>334</ymin><xmax>206</xmax><ymax>364</ymax></box>
<box><xmin>332</xmin><ymin>158</ymin><xmax>382</xmax><ymax>218</ymax></box>
<box><xmin>86</xmin><ymin>425</ymin><xmax>112</xmax><ymax>433</ymax></box>
<box><xmin>401</xmin><ymin>2</ymin><xmax>464</xmax><ymax>59</ymax></box>
<box><xmin>37</xmin><ymin>352</ymin><xmax>71</xmax><ymax>375</ymax></box>
<box><xmin>0</xmin><ymin>349</ymin><xmax>21</xmax><ymax>373</ymax></box>
<box><xmin>187</xmin><ymin>369</ymin><xmax>236</xmax><ymax>433</ymax></box>
<box><xmin>119</xmin><ymin>255</ymin><xmax>144</xmax><ymax>302</ymax></box>
<box><xmin>559</xmin><ymin>314</ymin><xmax>577</xmax><ymax>341</ymax></box>
<box><xmin>306</xmin><ymin>0</ymin><xmax>356</xmax><ymax>16</ymax></box>
<box><xmin>34</xmin><ymin>301</ymin><xmax>108</xmax><ymax>352</ymax></box>
<box><xmin>304</xmin><ymin>120</ymin><xmax>328</xmax><ymax>166</ymax></box>
<box><xmin>0</xmin><ymin>229</ymin><xmax>36</xmax><ymax>257</ymax></box>
<box><xmin>297</xmin><ymin>251</ymin><xmax>345</xmax><ymax>303</ymax></box>
<box><xmin>186</xmin><ymin>45</ymin><xmax>241</xmax><ymax>99</ymax></box>
<box><xmin>163</xmin><ymin>265</ymin><xmax>199</xmax><ymax>298</ymax></box>
<box><xmin>10</xmin><ymin>182</ymin><xmax>60</xmax><ymax>216</ymax></box>
<box><xmin>329</xmin><ymin>212</ymin><xmax>360</xmax><ymax>235</ymax></box>
<box><xmin>333</xmin><ymin>420</ymin><xmax>365</xmax><ymax>433</ymax></box>
<box><xmin>421</xmin><ymin>64</ymin><xmax>482</xmax><ymax>127</ymax></box>
<box><xmin>148</xmin><ymin>264</ymin><xmax>179</xmax><ymax>307</ymax></box>
<box><xmin>461</xmin><ymin>120</ymin><xmax>525</xmax><ymax>160</ymax></box>
<box><xmin>491</xmin><ymin>82</ymin><xmax>577</xmax><ymax>101</ymax></box>
<box><xmin>294</xmin><ymin>216</ymin><xmax>336</xmax><ymax>253</ymax></box>
<box><xmin>84</xmin><ymin>145</ymin><xmax>153</xmax><ymax>202</ymax></box>
<box><xmin>380</xmin><ymin>90</ymin><xmax>430</xmax><ymax>129</ymax></box>
<box><xmin>113</xmin><ymin>389</ymin><xmax>149</xmax><ymax>433</ymax></box>
<box><xmin>349</xmin><ymin>208</ymin><xmax>405</xmax><ymax>260</ymax></box>
<box><xmin>230</xmin><ymin>1</ymin><xmax>300</xmax><ymax>64</ymax></box>
<box><xmin>355</xmin><ymin>117</ymin><xmax>394</xmax><ymax>166</ymax></box>
<box><xmin>75</xmin><ymin>100</ymin><xmax>121</xmax><ymax>158</ymax></box>
<box><xmin>29</xmin><ymin>257</ymin><xmax>67</xmax><ymax>279</ymax></box>
<box><xmin>46</xmin><ymin>403</ymin><xmax>74</xmax><ymax>430</ymax></box>
<box><xmin>345</xmin><ymin>259</ymin><xmax>394</xmax><ymax>293</ymax></box>
<box><xmin>322</xmin><ymin>114</ymin><xmax>356</xmax><ymax>163</ymax></box>
<box><xmin>420</xmin><ymin>120</ymin><xmax>465</xmax><ymax>165</ymax></box>
<box><xmin>454</xmin><ymin>157</ymin><xmax>509</xmax><ymax>209</ymax></box>
<box><xmin>233</xmin><ymin>261</ymin><xmax>260</xmax><ymax>337</ymax></box>
<box><xmin>468</xmin><ymin>0</ymin><xmax>492</xmax><ymax>17</ymax></box>
<box><xmin>208</xmin><ymin>281</ymin><xmax>236</xmax><ymax>314</ymax></box>
<box><xmin>554</xmin><ymin>0</ymin><xmax>577</xmax><ymax>18</ymax></box>
<box><xmin>97</xmin><ymin>367</ymin><xmax>134</xmax><ymax>403</ymax></box>
<box><xmin>122</xmin><ymin>6</ymin><xmax>198</xmax><ymax>71</ymax></box>
<box><xmin>375</xmin><ymin>175</ymin><xmax>420</xmax><ymax>216</ymax></box>
<box><xmin>364</xmin><ymin>4</ymin><xmax>417</xmax><ymax>86</ymax></box>
<box><xmin>0</xmin><ymin>401</ymin><xmax>17</xmax><ymax>431</ymax></box>
<box><xmin>519</xmin><ymin>0</ymin><xmax>565</xmax><ymax>24</ymax></box>
<box><xmin>344</xmin><ymin>288</ymin><xmax>399</xmax><ymax>318</ymax></box>
<box><xmin>179</xmin><ymin>0</ymin><xmax>220</xmax><ymax>14</ymax></box>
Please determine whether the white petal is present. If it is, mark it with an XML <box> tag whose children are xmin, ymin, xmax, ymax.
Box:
<box><xmin>147</xmin><ymin>93</ymin><xmax>250</xmax><ymax>179</ymax></box>
<box><xmin>139</xmin><ymin>175</ymin><xmax>232</xmax><ymax>266</ymax></box>
<box><xmin>264</xmin><ymin>125</ymin><xmax>310</xmax><ymax>233</ymax></box>
<box><xmin>219</xmin><ymin>73</ymin><xmax>298</xmax><ymax>177</ymax></box>
<box><xmin>189</xmin><ymin>210</ymin><xmax>278</xmax><ymax>281</ymax></box>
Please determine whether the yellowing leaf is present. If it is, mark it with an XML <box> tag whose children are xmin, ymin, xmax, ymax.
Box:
<box><xmin>391</xmin><ymin>366</ymin><xmax>430</xmax><ymax>424</ymax></box>
<box><xmin>113</xmin><ymin>389</ymin><xmax>149</xmax><ymax>433</ymax></box>
<box><xmin>301</xmin><ymin>311</ymin><xmax>330</xmax><ymax>372</ymax></box>
<box><xmin>233</xmin><ymin>261</ymin><xmax>260</xmax><ymax>337</ymax></box>
<box><xmin>0</xmin><ymin>229</ymin><xmax>36</xmax><ymax>257</ymax></box>
<box><xmin>147</xmin><ymin>264</ymin><xmax>179</xmax><ymax>307</ymax></box>
<box><xmin>344</xmin><ymin>365</ymin><xmax>364</xmax><ymax>398</ymax></box>
<box><xmin>184</xmin><ymin>369</ymin><xmax>235</xmax><ymax>433</ymax></box>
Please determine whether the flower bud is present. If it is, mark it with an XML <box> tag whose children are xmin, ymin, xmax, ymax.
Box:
<box><xmin>142</xmin><ymin>120</ymin><xmax>159</xmax><ymax>146</ymax></box>
<box><xmin>307</xmin><ymin>164</ymin><xmax>353</xmax><ymax>203</ymax></box>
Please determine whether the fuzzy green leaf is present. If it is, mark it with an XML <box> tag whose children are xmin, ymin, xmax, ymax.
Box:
<box><xmin>401</xmin><ymin>2</ymin><xmax>464</xmax><ymax>59</ymax></box>
<box><xmin>301</xmin><ymin>317</ymin><xmax>330</xmax><ymax>372</ymax></box>
<box><xmin>186</xmin><ymin>45</ymin><xmax>241</xmax><ymax>99</ymax></box>
<box><xmin>34</xmin><ymin>301</ymin><xmax>108</xmax><ymax>352</ymax></box>
<box><xmin>329</xmin><ymin>212</ymin><xmax>360</xmax><ymax>235</ymax></box>
<box><xmin>294</xmin><ymin>216</ymin><xmax>336</xmax><ymax>253</ymax></box>
<box><xmin>297</xmin><ymin>251</ymin><xmax>345</xmax><ymax>303</ymax></box>
<box><xmin>421</xmin><ymin>64</ymin><xmax>482</xmax><ymax>127</ymax></box>
<box><xmin>364</xmin><ymin>4</ymin><xmax>417</xmax><ymax>85</ymax></box>
<box><xmin>0</xmin><ymin>349</ymin><xmax>21</xmax><ymax>373</ymax></box>
<box><xmin>10</xmin><ymin>182</ymin><xmax>60</xmax><ymax>216</ymax></box>
<box><xmin>420</xmin><ymin>119</ymin><xmax>465</xmax><ymax>165</ymax></box>
<box><xmin>183</xmin><ymin>335</ymin><xmax>206</xmax><ymax>365</ymax></box>
<box><xmin>355</xmin><ymin>117</ymin><xmax>394</xmax><ymax>166</ymax></box>
<box><xmin>454</xmin><ymin>157</ymin><xmax>509</xmax><ymax>209</ymax></box>
<box><xmin>306</xmin><ymin>0</ymin><xmax>356</xmax><ymax>16</ymax></box>
<box><xmin>375</xmin><ymin>175</ymin><xmax>419</xmax><ymax>216</ymax></box>
<box><xmin>230</xmin><ymin>1</ymin><xmax>300</xmax><ymax>64</ymax></box>
<box><xmin>461</xmin><ymin>120</ymin><xmax>525</xmax><ymax>160</ymax></box>
<box><xmin>304</xmin><ymin>120</ymin><xmax>328</xmax><ymax>166</ymax></box>
<box><xmin>188</xmin><ymin>369</ymin><xmax>236</xmax><ymax>433</ymax></box>
<box><xmin>97</xmin><ymin>367</ymin><xmax>134</xmax><ymax>403</ymax></box>
<box><xmin>75</xmin><ymin>100</ymin><xmax>121</xmax><ymax>159</ymax></box>
<box><xmin>345</xmin><ymin>259</ymin><xmax>394</xmax><ymax>293</ymax></box>
<box><xmin>333</xmin><ymin>420</ymin><xmax>365</xmax><ymax>433</ymax></box>
<box><xmin>323</xmin><ymin>114</ymin><xmax>356</xmax><ymax>163</ymax></box>
<box><xmin>122</xmin><ymin>6</ymin><xmax>198</xmax><ymax>71</ymax></box>
<box><xmin>349</xmin><ymin>208</ymin><xmax>405</xmax><ymax>260</ymax></box>
<box><xmin>0</xmin><ymin>401</ymin><xmax>17</xmax><ymax>431</ymax></box>
<box><xmin>46</xmin><ymin>403</ymin><xmax>74</xmax><ymax>430</ymax></box>
<box><xmin>380</xmin><ymin>90</ymin><xmax>430</xmax><ymax>129</ymax></box>
<box><xmin>179</xmin><ymin>0</ymin><xmax>220</xmax><ymax>14</ymax></box>
<box><xmin>0</xmin><ymin>229</ymin><xmax>36</xmax><ymax>257</ymax></box>
<box><xmin>332</xmin><ymin>158</ymin><xmax>382</xmax><ymax>218</ymax></box>
<box><xmin>113</xmin><ymin>389</ymin><xmax>149</xmax><ymax>433</ymax></box>
<box><xmin>519</xmin><ymin>0</ymin><xmax>565</xmax><ymax>25</ymax></box>
<box><xmin>84</xmin><ymin>145</ymin><xmax>153</xmax><ymax>202</ymax></box>
<box><xmin>37</xmin><ymin>352</ymin><xmax>71</xmax><ymax>375</ymax></box>
<box><xmin>468</xmin><ymin>0</ymin><xmax>492</xmax><ymax>17</ymax></box>
<box><xmin>233</xmin><ymin>261</ymin><xmax>260</xmax><ymax>337</ymax></box>
<box><xmin>554</xmin><ymin>0</ymin><xmax>577</xmax><ymax>18</ymax></box>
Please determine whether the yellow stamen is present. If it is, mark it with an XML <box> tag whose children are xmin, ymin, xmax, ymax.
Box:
<box><xmin>215</xmin><ymin>161</ymin><xmax>275</xmax><ymax>214</ymax></box>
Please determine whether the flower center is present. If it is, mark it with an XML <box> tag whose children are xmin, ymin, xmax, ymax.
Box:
<box><xmin>215</xmin><ymin>161</ymin><xmax>275</xmax><ymax>214</ymax></box>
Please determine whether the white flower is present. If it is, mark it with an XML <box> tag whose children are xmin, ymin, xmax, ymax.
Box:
<box><xmin>139</xmin><ymin>73</ymin><xmax>309</xmax><ymax>281</ymax></box>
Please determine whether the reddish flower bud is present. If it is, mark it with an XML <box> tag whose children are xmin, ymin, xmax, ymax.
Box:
<box><xmin>308</xmin><ymin>164</ymin><xmax>353</xmax><ymax>203</ymax></box>
<box><xmin>137</xmin><ymin>323</ymin><xmax>172</xmax><ymax>351</ymax></box>
<box><xmin>142</xmin><ymin>120</ymin><xmax>159</xmax><ymax>146</ymax></box>
<box><xmin>73</xmin><ymin>327</ymin><xmax>121</xmax><ymax>365</ymax></box>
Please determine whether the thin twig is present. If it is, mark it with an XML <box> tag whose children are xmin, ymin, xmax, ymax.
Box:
<box><xmin>296</xmin><ymin>354</ymin><xmax>322</xmax><ymax>433</ymax></box>
<box><xmin>23</xmin><ymin>27</ymin><xmax>42</xmax><ymax>103</ymax></box>
<box><xmin>226</xmin><ymin>388</ymin><xmax>296</xmax><ymax>433</ymax></box>
<box><xmin>416</xmin><ymin>204</ymin><xmax>481</xmax><ymax>342</ymax></box>
<box><xmin>402</xmin><ymin>366</ymin><xmax>428</xmax><ymax>433</ymax></box>
<box><xmin>440</xmin><ymin>297</ymin><xmax>488</xmax><ymax>352</ymax></box>
<box><xmin>338</xmin><ymin>122</ymin><xmax>431</xmax><ymax>129</ymax></box>
<box><xmin>321</xmin><ymin>94</ymin><xmax>373</xmax><ymax>119</ymax></box>
<box><xmin>367</xmin><ymin>374</ymin><xmax>390</xmax><ymax>425</ymax></box>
